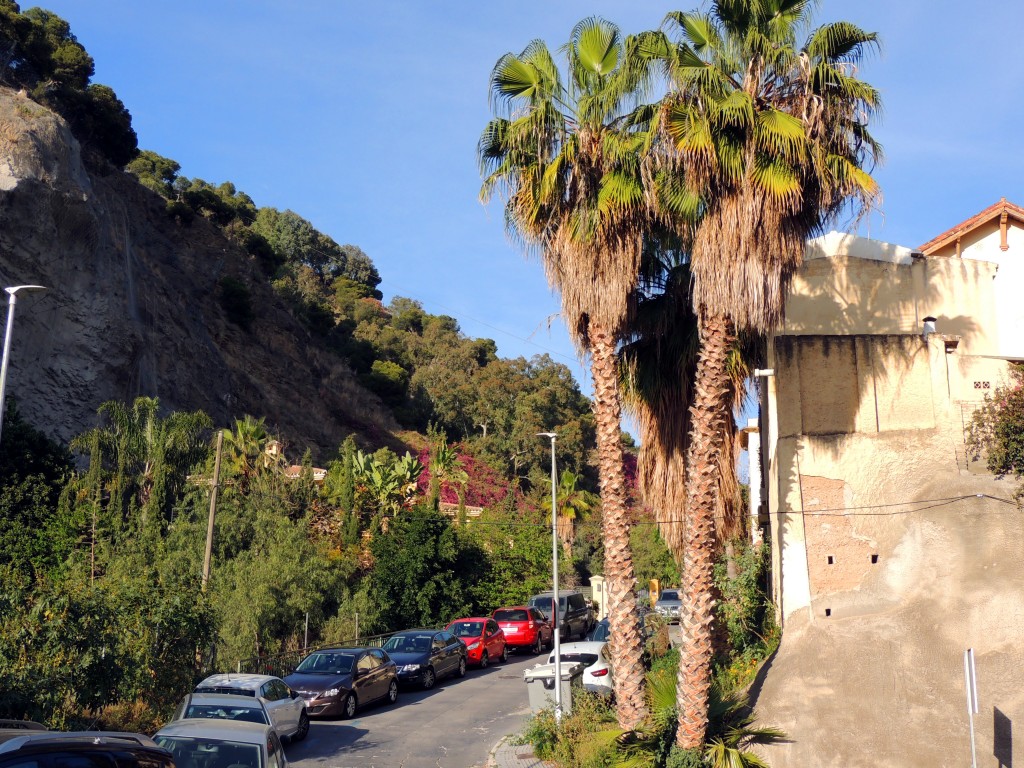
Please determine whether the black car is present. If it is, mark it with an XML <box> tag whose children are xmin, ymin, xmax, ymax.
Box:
<box><xmin>381</xmin><ymin>628</ymin><xmax>467</xmax><ymax>689</ymax></box>
<box><xmin>283</xmin><ymin>647</ymin><xmax>398</xmax><ymax>719</ymax></box>
<box><xmin>0</xmin><ymin>731</ymin><xmax>174</xmax><ymax>768</ymax></box>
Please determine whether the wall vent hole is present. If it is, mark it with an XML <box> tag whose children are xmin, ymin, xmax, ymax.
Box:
<box><xmin>871</xmin><ymin>554</ymin><xmax>879</xmax><ymax>564</ymax></box>
<box><xmin>827</xmin><ymin>555</ymin><xmax>834</xmax><ymax>565</ymax></box>
<box><xmin>825</xmin><ymin>608</ymin><xmax>832</xmax><ymax>617</ymax></box>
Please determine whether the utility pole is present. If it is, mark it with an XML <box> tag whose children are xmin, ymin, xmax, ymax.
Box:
<box><xmin>202</xmin><ymin>430</ymin><xmax>224</xmax><ymax>592</ymax></box>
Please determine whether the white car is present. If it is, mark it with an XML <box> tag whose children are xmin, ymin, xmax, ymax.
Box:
<box><xmin>193</xmin><ymin>674</ymin><xmax>307</xmax><ymax>742</ymax></box>
<box><xmin>155</xmin><ymin>719</ymin><xmax>286</xmax><ymax>768</ymax></box>
<box><xmin>546</xmin><ymin>641</ymin><xmax>613</xmax><ymax>697</ymax></box>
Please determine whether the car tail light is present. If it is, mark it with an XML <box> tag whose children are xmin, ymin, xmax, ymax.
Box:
<box><xmin>527</xmin><ymin>620</ymin><xmax>534</xmax><ymax>629</ymax></box>
<box><xmin>592</xmin><ymin>668</ymin><xmax>609</xmax><ymax>677</ymax></box>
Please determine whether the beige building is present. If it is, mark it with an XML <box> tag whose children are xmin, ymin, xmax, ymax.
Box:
<box><xmin>752</xmin><ymin>200</ymin><xmax>1024</xmax><ymax>767</ymax></box>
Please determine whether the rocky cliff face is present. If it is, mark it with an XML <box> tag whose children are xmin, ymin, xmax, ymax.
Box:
<box><xmin>0</xmin><ymin>87</ymin><xmax>397</xmax><ymax>456</ymax></box>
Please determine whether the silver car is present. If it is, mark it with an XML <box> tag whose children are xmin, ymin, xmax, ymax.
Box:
<box><xmin>193</xmin><ymin>674</ymin><xmax>308</xmax><ymax>742</ymax></box>
<box><xmin>155</xmin><ymin>720</ymin><xmax>286</xmax><ymax>768</ymax></box>
<box><xmin>655</xmin><ymin>589</ymin><xmax>682</xmax><ymax>624</ymax></box>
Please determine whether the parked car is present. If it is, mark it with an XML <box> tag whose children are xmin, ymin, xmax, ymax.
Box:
<box><xmin>155</xmin><ymin>719</ymin><xmax>285</xmax><ymax>768</ymax></box>
<box><xmin>382</xmin><ymin>628</ymin><xmax>467</xmax><ymax>688</ymax></box>
<box><xmin>169</xmin><ymin>692</ymin><xmax>310</xmax><ymax>742</ymax></box>
<box><xmin>193</xmin><ymin>674</ymin><xmax>307</xmax><ymax>740</ymax></box>
<box><xmin>528</xmin><ymin>590</ymin><xmax>592</xmax><ymax>640</ymax></box>
<box><xmin>0</xmin><ymin>731</ymin><xmax>173</xmax><ymax>768</ymax></box>
<box><xmin>283</xmin><ymin>647</ymin><xmax>398</xmax><ymax>719</ymax></box>
<box><xmin>446</xmin><ymin>617</ymin><xmax>508</xmax><ymax>667</ymax></box>
<box><xmin>655</xmin><ymin>589</ymin><xmax>682</xmax><ymax>624</ymax></box>
<box><xmin>0</xmin><ymin>722</ymin><xmax>44</xmax><ymax>732</ymax></box>
<box><xmin>546</xmin><ymin>641</ymin><xmax>614</xmax><ymax>697</ymax></box>
<box><xmin>492</xmin><ymin>606</ymin><xmax>553</xmax><ymax>654</ymax></box>
<box><xmin>586</xmin><ymin>617</ymin><xmax>610</xmax><ymax>642</ymax></box>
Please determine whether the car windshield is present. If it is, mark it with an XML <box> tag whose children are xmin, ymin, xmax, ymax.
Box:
<box><xmin>494</xmin><ymin>609</ymin><xmax>528</xmax><ymax>622</ymax></box>
<box><xmin>294</xmin><ymin>652</ymin><xmax>354</xmax><ymax>674</ymax></box>
<box><xmin>659</xmin><ymin>591</ymin><xmax>680</xmax><ymax>601</ymax></box>
<box><xmin>587</xmin><ymin>622</ymin><xmax>610</xmax><ymax>641</ymax></box>
<box><xmin>182</xmin><ymin>705</ymin><xmax>268</xmax><ymax>725</ymax></box>
<box><xmin>449</xmin><ymin>621</ymin><xmax>484</xmax><ymax>638</ymax></box>
<box><xmin>383</xmin><ymin>634</ymin><xmax>432</xmax><ymax>653</ymax></box>
<box><xmin>193</xmin><ymin>687</ymin><xmax>255</xmax><ymax>697</ymax></box>
<box><xmin>155</xmin><ymin>737</ymin><xmax>263</xmax><ymax>768</ymax></box>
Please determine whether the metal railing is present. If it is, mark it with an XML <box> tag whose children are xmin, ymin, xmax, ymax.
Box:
<box><xmin>237</xmin><ymin>632</ymin><xmax>394</xmax><ymax>676</ymax></box>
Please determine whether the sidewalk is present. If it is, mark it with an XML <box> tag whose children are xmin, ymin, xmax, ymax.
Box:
<box><xmin>487</xmin><ymin>736</ymin><xmax>553</xmax><ymax>768</ymax></box>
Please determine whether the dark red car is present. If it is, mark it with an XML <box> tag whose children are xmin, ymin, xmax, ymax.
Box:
<box><xmin>492</xmin><ymin>606</ymin><xmax>553</xmax><ymax>654</ymax></box>
<box><xmin>447</xmin><ymin>617</ymin><xmax>508</xmax><ymax>667</ymax></box>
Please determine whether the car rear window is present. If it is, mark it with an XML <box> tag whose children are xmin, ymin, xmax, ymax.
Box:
<box><xmin>494</xmin><ymin>609</ymin><xmax>528</xmax><ymax>622</ymax></box>
<box><xmin>556</xmin><ymin>653</ymin><xmax>599</xmax><ymax>665</ymax></box>
<box><xmin>193</xmin><ymin>687</ymin><xmax>255</xmax><ymax>697</ymax></box>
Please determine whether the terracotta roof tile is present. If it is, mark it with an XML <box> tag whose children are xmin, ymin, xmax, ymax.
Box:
<box><xmin>918</xmin><ymin>198</ymin><xmax>1024</xmax><ymax>254</ymax></box>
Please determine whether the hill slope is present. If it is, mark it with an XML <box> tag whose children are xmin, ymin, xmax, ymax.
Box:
<box><xmin>0</xmin><ymin>86</ymin><xmax>397</xmax><ymax>453</ymax></box>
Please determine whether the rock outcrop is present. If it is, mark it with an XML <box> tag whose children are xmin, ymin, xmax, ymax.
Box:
<box><xmin>0</xmin><ymin>86</ymin><xmax>397</xmax><ymax>456</ymax></box>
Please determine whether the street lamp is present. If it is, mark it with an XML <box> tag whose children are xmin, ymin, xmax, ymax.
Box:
<box><xmin>0</xmin><ymin>285</ymin><xmax>46</xmax><ymax>446</ymax></box>
<box><xmin>537</xmin><ymin>431</ymin><xmax>562</xmax><ymax>723</ymax></box>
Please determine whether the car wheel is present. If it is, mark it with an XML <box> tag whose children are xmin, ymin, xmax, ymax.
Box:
<box><xmin>532</xmin><ymin>635</ymin><xmax>543</xmax><ymax>655</ymax></box>
<box><xmin>480</xmin><ymin>651</ymin><xmax>489</xmax><ymax>669</ymax></box>
<box><xmin>386</xmin><ymin>679</ymin><xmax>398</xmax><ymax>705</ymax></box>
<box><xmin>422</xmin><ymin>666</ymin><xmax>436</xmax><ymax>690</ymax></box>
<box><xmin>501</xmin><ymin>645</ymin><xmax>509</xmax><ymax>663</ymax></box>
<box><xmin>341</xmin><ymin>693</ymin><xmax>357</xmax><ymax>720</ymax></box>
<box><xmin>457</xmin><ymin>657</ymin><xmax>467</xmax><ymax>678</ymax></box>
<box><xmin>293</xmin><ymin>711</ymin><xmax>309</xmax><ymax>742</ymax></box>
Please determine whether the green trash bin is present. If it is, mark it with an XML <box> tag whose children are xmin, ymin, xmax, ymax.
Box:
<box><xmin>523</xmin><ymin>662</ymin><xmax>584</xmax><ymax>715</ymax></box>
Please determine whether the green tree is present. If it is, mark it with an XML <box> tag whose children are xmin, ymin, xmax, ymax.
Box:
<box><xmin>648</xmin><ymin>2</ymin><xmax>881</xmax><ymax>747</ymax></box>
<box><xmin>367</xmin><ymin>507</ymin><xmax>477</xmax><ymax>630</ymax></box>
<box><xmin>967</xmin><ymin>365</ymin><xmax>1024</xmax><ymax>501</ymax></box>
<box><xmin>221</xmin><ymin>415</ymin><xmax>271</xmax><ymax>490</ymax></box>
<box><xmin>541</xmin><ymin>470</ymin><xmax>598</xmax><ymax>552</ymax></box>
<box><xmin>480</xmin><ymin>16</ymin><xmax>658</xmax><ymax>727</ymax></box>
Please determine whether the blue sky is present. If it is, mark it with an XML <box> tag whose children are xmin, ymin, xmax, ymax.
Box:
<box><xmin>32</xmin><ymin>0</ymin><xmax>1024</xmax><ymax>394</ymax></box>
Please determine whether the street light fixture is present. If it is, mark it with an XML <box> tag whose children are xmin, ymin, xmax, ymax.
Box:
<box><xmin>0</xmin><ymin>285</ymin><xmax>46</xmax><ymax>446</ymax></box>
<box><xmin>537</xmin><ymin>431</ymin><xmax>562</xmax><ymax>723</ymax></box>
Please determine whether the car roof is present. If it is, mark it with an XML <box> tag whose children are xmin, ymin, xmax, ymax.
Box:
<box><xmin>196</xmin><ymin>673</ymin><xmax>280</xmax><ymax>691</ymax></box>
<box><xmin>0</xmin><ymin>732</ymin><xmax>161</xmax><ymax>755</ymax></box>
<box><xmin>309</xmin><ymin>647</ymin><xmax>371</xmax><ymax>654</ymax></box>
<box><xmin>155</xmin><ymin>719</ymin><xmax>273</xmax><ymax>743</ymax></box>
<box><xmin>185</xmin><ymin>693</ymin><xmax>266</xmax><ymax>707</ymax></box>
<box><xmin>447</xmin><ymin>617</ymin><xmax>489</xmax><ymax>623</ymax></box>
<box><xmin>389</xmin><ymin>628</ymin><xmax>439</xmax><ymax>635</ymax></box>
<box><xmin>493</xmin><ymin>605</ymin><xmax>530</xmax><ymax>612</ymax></box>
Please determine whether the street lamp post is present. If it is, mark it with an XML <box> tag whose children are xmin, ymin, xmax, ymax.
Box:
<box><xmin>538</xmin><ymin>431</ymin><xmax>562</xmax><ymax>723</ymax></box>
<box><xmin>0</xmin><ymin>285</ymin><xmax>46</xmax><ymax>446</ymax></box>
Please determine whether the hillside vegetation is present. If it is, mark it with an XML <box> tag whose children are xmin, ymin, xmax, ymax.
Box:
<box><xmin>0</xmin><ymin>3</ymin><xmax>680</xmax><ymax>730</ymax></box>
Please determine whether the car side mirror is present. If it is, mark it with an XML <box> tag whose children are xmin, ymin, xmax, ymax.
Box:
<box><xmin>290</xmin><ymin>690</ymin><xmax>298</xmax><ymax>699</ymax></box>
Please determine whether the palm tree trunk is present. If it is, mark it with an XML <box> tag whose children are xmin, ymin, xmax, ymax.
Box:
<box><xmin>676</xmin><ymin>312</ymin><xmax>735</xmax><ymax>749</ymax></box>
<box><xmin>589</xmin><ymin>322</ymin><xmax>648</xmax><ymax>729</ymax></box>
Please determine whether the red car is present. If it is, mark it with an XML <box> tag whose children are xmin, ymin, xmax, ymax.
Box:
<box><xmin>446</xmin><ymin>617</ymin><xmax>508</xmax><ymax>667</ymax></box>
<box><xmin>492</xmin><ymin>606</ymin><xmax>553</xmax><ymax>654</ymax></box>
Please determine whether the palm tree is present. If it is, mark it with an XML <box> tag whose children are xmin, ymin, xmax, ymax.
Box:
<box><xmin>479</xmin><ymin>17</ymin><xmax>665</xmax><ymax>728</ymax></box>
<box><xmin>646</xmin><ymin>1</ymin><xmax>882</xmax><ymax>747</ymax></box>
<box><xmin>541</xmin><ymin>469</ymin><xmax>600</xmax><ymax>553</ymax></box>
<box><xmin>222</xmin><ymin>415</ymin><xmax>270</xmax><ymax>489</ymax></box>
<box><xmin>72</xmin><ymin>397</ymin><xmax>211</xmax><ymax>529</ymax></box>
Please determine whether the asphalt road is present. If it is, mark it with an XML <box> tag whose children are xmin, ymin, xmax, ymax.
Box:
<box><xmin>284</xmin><ymin>651</ymin><xmax>542</xmax><ymax>768</ymax></box>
